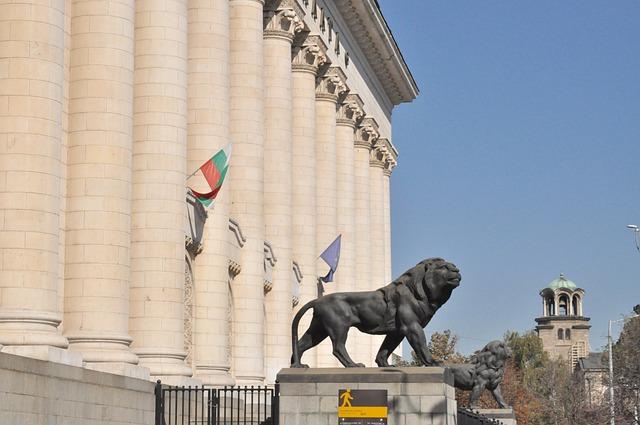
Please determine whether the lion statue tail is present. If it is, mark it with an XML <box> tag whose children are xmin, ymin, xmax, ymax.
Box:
<box><xmin>290</xmin><ymin>298</ymin><xmax>317</xmax><ymax>367</ymax></box>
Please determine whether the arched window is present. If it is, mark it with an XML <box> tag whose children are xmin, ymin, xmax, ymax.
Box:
<box><xmin>548</xmin><ymin>298</ymin><xmax>556</xmax><ymax>316</ymax></box>
<box><xmin>565</xmin><ymin>329</ymin><xmax>571</xmax><ymax>340</ymax></box>
<box><xmin>558</xmin><ymin>329</ymin><xmax>564</xmax><ymax>340</ymax></box>
<box><xmin>559</xmin><ymin>295</ymin><xmax>569</xmax><ymax>316</ymax></box>
<box><xmin>572</xmin><ymin>296</ymin><xmax>580</xmax><ymax>316</ymax></box>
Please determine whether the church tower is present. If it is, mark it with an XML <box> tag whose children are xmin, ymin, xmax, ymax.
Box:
<box><xmin>535</xmin><ymin>274</ymin><xmax>591</xmax><ymax>366</ymax></box>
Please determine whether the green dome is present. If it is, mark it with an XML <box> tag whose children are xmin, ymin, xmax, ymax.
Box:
<box><xmin>545</xmin><ymin>273</ymin><xmax>578</xmax><ymax>291</ymax></box>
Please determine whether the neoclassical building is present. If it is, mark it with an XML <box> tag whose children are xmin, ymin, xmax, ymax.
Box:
<box><xmin>0</xmin><ymin>0</ymin><xmax>417</xmax><ymax>386</ymax></box>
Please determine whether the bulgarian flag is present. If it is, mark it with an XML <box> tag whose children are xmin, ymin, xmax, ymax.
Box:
<box><xmin>188</xmin><ymin>144</ymin><xmax>231</xmax><ymax>208</ymax></box>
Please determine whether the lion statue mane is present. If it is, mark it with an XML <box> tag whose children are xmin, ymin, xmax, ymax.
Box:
<box><xmin>448</xmin><ymin>340</ymin><xmax>512</xmax><ymax>408</ymax></box>
<box><xmin>290</xmin><ymin>257</ymin><xmax>461</xmax><ymax>368</ymax></box>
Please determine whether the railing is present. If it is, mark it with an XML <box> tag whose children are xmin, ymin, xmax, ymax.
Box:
<box><xmin>155</xmin><ymin>381</ymin><xmax>279</xmax><ymax>425</ymax></box>
<box><xmin>457</xmin><ymin>407</ymin><xmax>504</xmax><ymax>425</ymax></box>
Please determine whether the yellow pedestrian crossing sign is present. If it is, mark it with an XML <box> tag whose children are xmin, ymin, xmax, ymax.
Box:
<box><xmin>338</xmin><ymin>389</ymin><xmax>387</xmax><ymax>425</ymax></box>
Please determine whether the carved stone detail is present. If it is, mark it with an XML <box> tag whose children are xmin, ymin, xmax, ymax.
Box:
<box><xmin>228</xmin><ymin>218</ymin><xmax>245</xmax><ymax>276</ymax></box>
<box><xmin>355</xmin><ymin>117</ymin><xmax>379</xmax><ymax>150</ymax></box>
<box><xmin>369</xmin><ymin>142</ymin><xmax>386</xmax><ymax>168</ymax></box>
<box><xmin>336</xmin><ymin>93</ymin><xmax>364</xmax><ymax>128</ymax></box>
<box><xmin>316</xmin><ymin>66</ymin><xmax>348</xmax><ymax>102</ymax></box>
<box><xmin>264</xmin><ymin>0</ymin><xmax>304</xmax><ymax>41</ymax></box>
<box><xmin>292</xmin><ymin>261</ymin><xmax>303</xmax><ymax>308</ymax></box>
<box><xmin>292</xmin><ymin>35</ymin><xmax>327</xmax><ymax>75</ymax></box>
<box><xmin>332</xmin><ymin>1</ymin><xmax>419</xmax><ymax>105</ymax></box>
<box><xmin>379</xmin><ymin>138</ymin><xmax>398</xmax><ymax>176</ymax></box>
<box><xmin>263</xmin><ymin>241</ymin><xmax>277</xmax><ymax>294</ymax></box>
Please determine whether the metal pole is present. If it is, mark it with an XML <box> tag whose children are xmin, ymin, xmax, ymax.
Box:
<box><xmin>609</xmin><ymin>320</ymin><xmax>615</xmax><ymax>425</ymax></box>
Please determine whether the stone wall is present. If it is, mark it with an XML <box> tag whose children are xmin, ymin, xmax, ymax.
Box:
<box><xmin>0</xmin><ymin>353</ymin><xmax>154</xmax><ymax>425</ymax></box>
<box><xmin>277</xmin><ymin>367</ymin><xmax>457</xmax><ymax>425</ymax></box>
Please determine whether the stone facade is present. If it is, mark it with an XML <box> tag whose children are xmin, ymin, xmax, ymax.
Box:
<box><xmin>535</xmin><ymin>274</ymin><xmax>591</xmax><ymax>366</ymax></box>
<box><xmin>0</xmin><ymin>0</ymin><xmax>418</xmax><ymax>385</ymax></box>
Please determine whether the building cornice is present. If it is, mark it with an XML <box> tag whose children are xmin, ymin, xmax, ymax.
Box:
<box><xmin>331</xmin><ymin>0</ymin><xmax>419</xmax><ymax>105</ymax></box>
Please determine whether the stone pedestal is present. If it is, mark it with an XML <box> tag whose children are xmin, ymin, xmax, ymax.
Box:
<box><xmin>277</xmin><ymin>367</ymin><xmax>457</xmax><ymax>425</ymax></box>
<box><xmin>476</xmin><ymin>408</ymin><xmax>517</xmax><ymax>425</ymax></box>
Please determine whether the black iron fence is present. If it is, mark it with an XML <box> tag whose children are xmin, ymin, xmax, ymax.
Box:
<box><xmin>154</xmin><ymin>381</ymin><xmax>279</xmax><ymax>425</ymax></box>
<box><xmin>457</xmin><ymin>407</ymin><xmax>504</xmax><ymax>425</ymax></box>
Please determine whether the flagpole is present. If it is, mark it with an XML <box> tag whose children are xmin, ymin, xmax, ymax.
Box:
<box><xmin>186</xmin><ymin>168</ymin><xmax>200</xmax><ymax>180</ymax></box>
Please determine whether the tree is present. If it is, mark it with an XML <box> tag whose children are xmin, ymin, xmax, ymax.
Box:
<box><xmin>396</xmin><ymin>330</ymin><xmax>466</xmax><ymax>366</ymax></box>
<box><xmin>427</xmin><ymin>330</ymin><xmax>466</xmax><ymax>364</ymax></box>
<box><xmin>611</xmin><ymin>314</ymin><xmax>640</xmax><ymax>423</ymax></box>
<box><xmin>501</xmin><ymin>330</ymin><xmax>608</xmax><ymax>425</ymax></box>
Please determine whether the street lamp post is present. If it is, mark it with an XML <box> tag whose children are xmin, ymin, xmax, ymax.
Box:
<box><xmin>608</xmin><ymin>313</ymin><xmax>640</xmax><ymax>425</ymax></box>
<box><xmin>627</xmin><ymin>224</ymin><xmax>639</xmax><ymax>252</ymax></box>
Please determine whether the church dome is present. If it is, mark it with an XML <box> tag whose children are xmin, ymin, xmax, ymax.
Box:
<box><xmin>545</xmin><ymin>273</ymin><xmax>578</xmax><ymax>291</ymax></box>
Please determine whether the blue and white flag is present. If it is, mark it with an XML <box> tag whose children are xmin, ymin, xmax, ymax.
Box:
<box><xmin>319</xmin><ymin>234</ymin><xmax>341</xmax><ymax>283</ymax></box>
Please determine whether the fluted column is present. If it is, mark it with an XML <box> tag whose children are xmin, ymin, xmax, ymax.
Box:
<box><xmin>62</xmin><ymin>0</ymin><xmax>140</xmax><ymax>372</ymax></box>
<box><xmin>229</xmin><ymin>0</ymin><xmax>266</xmax><ymax>385</ymax></box>
<box><xmin>370</xmin><ymin>139</ymin><xmax>387</xmax><ymax>365</ymax></box>
<box><xmin>263</xmin><ymin>0</ymin><xmax>303</xmax><ymax>384</ymax></box>
<box><xmin>291</xmin><ymin>36</ymin><xmax>326</xmax><ymax>369</ymax></box>
<box><xmin>336</xmin><ymin>94</ymin><xmax>363</xmax><ymax>361</ymax></box>
<box><xmin>315</xmin><ymin>66</ymin><xmax>347</xmax><ymax>368</ymax></box>
<box><xmin>187</xmin><ymin>0</ymin><xmax>234</xmax><ymax>386</ymax></box>
<box><xmin>353</xmin><ymin>119</ymin><xmax>378</xmax><ymax>365</ymax></box>
<box><xmin>130</xmin><ymin>0</ymin><xmax>192</xmax><ymax>381</ymax></box>
<box><xmin>0</xmin><ymin>0</ymin><xmax>70</xmax><ymax>356</ymax></box>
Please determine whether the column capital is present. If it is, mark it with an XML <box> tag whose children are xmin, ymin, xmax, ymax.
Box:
<box><xmin>371</xmin><ymin>138</ymin><xmax>398</xmax><ymax>172</ymax></box>
<box><xmin>379</xmin><ymin>137</ymin><xmax>398</xmax><ymax>175</ymax></box>
<box><xmin>264</xmin><ymin>0</ymin><xmax>305</xmax><ymax>42</ymax></box>
<box><xmin>292</xmin><ymin>35</ymin><xmax>328</xmax><ymax>75</ymax></box>
<box><xmin>355</xmin><ymin>117</ymin><xmax>379</xmax><ymax>150</ymax></box>
<box><xmin>316</xmin><ymin>66</ymin><xmax>348</xmax><ymax>102</ymax></box>
<box><xmin>370</xmin><ymin>143</ymin><xmax>386</xmax><ymax>169</ymax></box>
<box><xmin>337</xmin><ymin>93</ymin><xmax>364</xmax><ymax>128</ymax></box>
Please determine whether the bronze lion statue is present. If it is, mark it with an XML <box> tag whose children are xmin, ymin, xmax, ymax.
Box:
<box><xmin>448</xmin><ymin>340</ymin><xmax>512</xmax><ymax>408</ymax></box>
<box><xmin>290</xmin><ymin>258</ymin><xmax>461</xmax><ymax>368</ymax></box>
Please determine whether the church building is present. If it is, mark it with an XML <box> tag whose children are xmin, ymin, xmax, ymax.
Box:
<box><xmin>535</xmin><ymin>273</ymin><xmax>591</xmax><ymax>366</ymax></box>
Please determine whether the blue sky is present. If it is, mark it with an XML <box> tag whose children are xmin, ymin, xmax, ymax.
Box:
<box><xmin>378</xmin><ymin>0</ymin><xmax>640</xmax><ymax>355</ymax></box>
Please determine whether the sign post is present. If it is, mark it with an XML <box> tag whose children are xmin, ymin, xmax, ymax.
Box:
<box><xmin>338</xmin><ymin>389</ymin><xmax>388</xmax><ymax>425</ymax></box>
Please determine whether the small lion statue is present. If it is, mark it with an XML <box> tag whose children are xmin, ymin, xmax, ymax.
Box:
<box><xmin>448</xmin><ymin>340</ymin><xmax>512</xmax><ymax>408</ymax></box>
<box><xmin>291</xmin><ymin>258</ymin><xmax>461</xmax><ymax>368</ymax></box>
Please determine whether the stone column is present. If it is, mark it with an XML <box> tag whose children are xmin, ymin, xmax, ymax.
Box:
<box><xmin>353</xmin><ymin>118</ymin><xmax>378</xmax><ymax>365</ymax></box>
<box><xmin>315</xmin><ymin>67</ymin><xmax>347</xmax><ymax>368</ymax></box>
<box><xmin>0</xmin><ymin>0</ymin><xmax>72</xmax><ymax>359</ymax></box>
<box><xmin>381</xmin><ymin>139</ymin><xmax>397</xmax><ymax>357</ymax></box>
<box><xmin>262</xmin><ymin>0</ymin><xmax>303</xmax><ymax>384</ymax></box>
<box><xmin>381</xmin><ymin>138</ymin><xmax>396</xmax><ymax>286</ymax></box>
<box><xmin>383</xmin><ymin>169</ymin><xmax>392</xmax><ymax>283</ymax></box>
<box><xmin>336</xmin><ymin>94</ymin><xmax>363</xmax><ymax>360</ymax></box>
<box><xmin>369</xmin><ymin>139</ymin><xmax>387</xmax><ymax>365</ymax></box>
<box><xmin>187</xmin><ymin>0</ymin><xmax>234</xmax><ymax>386</ymax></box>
<box><xmin>62</xmin><ymin>0</ymin><xmax>140</xmax><ymax>373</ymax></box>
<box><xmin>229</xmin><ymin>0</ymin><xmax>266</xmax><ymax>385</ymax></box>
<box><xmin>291</xmin><ymin>36</ymin><xmax>326</xmax><ymax>369</ymax></box>
<box><xmin>130</xmin><ymin>0</ymin><xmax>193</xmax><ymax>382</ymax></box>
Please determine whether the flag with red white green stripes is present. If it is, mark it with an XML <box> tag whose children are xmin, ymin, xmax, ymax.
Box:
<box><xmin>188</xmin><ymin>144</ymin><xmax>231</xmax><ymax>208</ymax></box>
